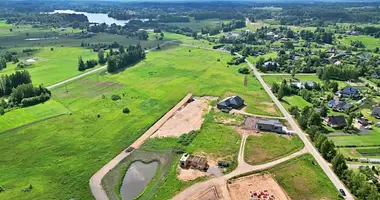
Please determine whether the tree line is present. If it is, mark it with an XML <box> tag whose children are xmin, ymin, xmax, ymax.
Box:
<box><xmin>106</xmin><ymin>44</ymin><xmax>146</xmax><ymax>73</ymax></box>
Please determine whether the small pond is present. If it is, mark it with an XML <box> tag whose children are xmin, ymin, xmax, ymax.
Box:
<box><xmin>120</xmin><ymin>161</ymin><xmax>158</xmax><ymax>200</ymax></box>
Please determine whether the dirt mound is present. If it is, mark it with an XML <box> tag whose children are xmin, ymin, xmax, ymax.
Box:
<box><xmin>229</xmin><ymin>174</ymin><xmax>290</xmax><ymax>200</ymax></box>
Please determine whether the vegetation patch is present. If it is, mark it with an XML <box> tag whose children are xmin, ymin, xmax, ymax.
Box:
<box><xmin>356</xmin><ymin>148</ymin><xmax>380</xmax><ymax>157</ymax></box>
<box><xmin>266</xmin><ymin>154</ymin><xmax>341</xmax><ymax>200</ymax></box>
<box><xmin>244</xmin><ymin>133</ymin><xmax>304</xmax><ymax>165</ymax></box>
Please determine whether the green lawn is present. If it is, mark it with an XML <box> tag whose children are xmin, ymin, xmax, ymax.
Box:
<box><xmin>266</xmin><ymin>154</ymin><xmax>341</xmax><ymax>200</ymax></box>
<box><xmin>330</xmin><ymin>126</ymin><xmax>380</xmax><ymax>147</ymax></box>
<box><xmin>244</xmin><ymin>133</ymin><xmax>304</xmax><ymax>165</ymax></box>
<box><xmin>161</xmin><ymin>18</ymin><xmax>231</xmax><ymax>32</ymax></box>
<box><xmin>0</xmin><ymin>45</ymin><xmax>276</xmax><ymax>199</ymax></box>
<box><xmin>0</xmin><ymin>100</ymin><xmax>69</xmax><ymax>133</ymax></box>
<box><xmin>262</xmin><ymin>74</ymin><xmax>348</xmax><ymax>88</ymax></box>
<box><xmin>281</xmin><ymin>95</ymin><xmax>312</xmax><ymax>110</ymax></box>
<box><xmin>246</xmin><ymin>52</ymin><xmax>278</xmax><ymax>65</ymax></box>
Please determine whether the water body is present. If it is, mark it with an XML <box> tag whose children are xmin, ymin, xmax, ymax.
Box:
<box><xmin>120</xmin><ymin>161</ymin><xmax>158</xmax><ymax>200</ymax></box>
<box><xmin>50</xmin><ymin>10</ymin><xmax>150</xmax><ymax>26</ymax></box>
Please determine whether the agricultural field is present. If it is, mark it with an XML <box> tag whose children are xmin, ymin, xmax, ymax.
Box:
<box><xmin>244</xmin><ymin>133</ymin><xmax>304</xmax><ymax>165</ymax></box>
<box><xmin>160</xmin><ymin>18</ymin><xmax>231</xmax><ymax>31</ymax></box>
<box><xmin>0</xmin><ymin>45</ymin><xmax>277</xmax><ymax>199</ymax></box>
<box><xmin>262</xmin><ymin>74</ymin><xmax>348</xmax><ymax>88</ymax></box>
<box><xmin>330</xmin><ymin>127</ymin><xmax>380</xmax><ymax>147</ymax></box>
<box><xmin>339</xmin><ymin>147</ymin><xmax>380</xmax><ymax>158</ymax></box>
<box><xmin>0</xmin><ymin>99</ymin><xmax>69</xmax><ymax>133</ymax></box>
<box><xmin>0</xmin><ymin>47</ymin><xmax>99</xmax><ymax>86</ymax></box>
<box><xmin>265</xmin><ymin>154</ymin><xmax>341</xmax><ymax>200</ymax></box>
<box><xmin>338</xmin><ymin>35</ymin><xmax>380</xmax><ymax>50</ymax></box>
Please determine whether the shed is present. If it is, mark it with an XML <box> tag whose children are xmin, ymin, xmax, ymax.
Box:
<box><xmin>217</xmin><ymin>96</ymin><xmax>245</xmax><ymax>111</ymax></box>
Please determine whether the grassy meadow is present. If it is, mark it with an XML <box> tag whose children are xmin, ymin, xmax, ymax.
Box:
<box><xmin>0</xmin><ymin>47</ymin><xmax>99</xmax><ymax>86</ymax></box>
<box><xmin>0</xmin><ymin>45</ymin><xmax>277</xmax><ymax>199</ymax></box>
<box><xmin>266</xmin><ymin>154</ymin><xmax>341</xmax><ymax>200</ymax></box>
<box><xmin>339</xmin><ymin>35</ymin><xmax>380</xmax><ymax>50</ymax></box>
<box><xmin>244</xmin><ymin>133</ymin><xmax>304</xmax><ymax>165</ymax></box>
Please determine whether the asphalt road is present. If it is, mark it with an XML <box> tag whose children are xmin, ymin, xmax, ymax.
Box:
<box><xmin>242</xmin><ymin>55</ymin><xmax>355</xmax><ymax>200</ymax></box>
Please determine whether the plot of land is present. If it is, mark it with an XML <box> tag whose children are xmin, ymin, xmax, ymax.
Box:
<box><xmin>229</xmin><ymin>174</ymin><xmax>290</xmax><ymax>200</ymax></box>
<box><xmin>0</xmin><ymin>100</ymin><xmax>69</xmax><ymax>133</ymax></box>
<box><xmin>244</xmin><ymin>133</ymin><xmax>304</xmax><ymax>165</ymax></box>
<box><xmin>0</xmin><ymin>45</ymin><xmax>258</xmax><ymax>199</ymax></box>
<box><xmin>266</xmin><ymin>154</ymin><xmax>341</xmax><ymax>200</ymax></box>
<box><xmin>151</xmin><ymin>97</ymin><xmax>216</xmax><ymax>138</ymax></box>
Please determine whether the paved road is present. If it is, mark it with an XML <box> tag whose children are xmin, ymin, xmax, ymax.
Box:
<box><xmin>242</xmin><ymin>55</ymin><xmax>355</xmax><ymax>200</ymax></box>
<box><xmin>348</xmin><ymin>163</ymin><xmax>380</xmax><ymax>169</ymax></box>
<box><xmin>46</xmin><ymin>40</ymin><xmax>175</xmax><ymax>90</ymax></box>
<box><xmin>260</xmin><ymin>73</ymin><xmax>317</xmax><ymax>76</ymax></box>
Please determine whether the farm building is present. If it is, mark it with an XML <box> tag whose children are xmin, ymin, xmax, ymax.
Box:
<box><xmin>217</xmin><ymin>96</ymin><xmax>245</xmax><ymax>111</ymax></box>
<box><xmin>180</xmin><ymin>154</ymin><xmax>209</xmax><ymax>171</ymax></box>
<box><xmin>324</xmin><ymin>116</ymin><xmax>347</xmax><ymax>128</ymax></box>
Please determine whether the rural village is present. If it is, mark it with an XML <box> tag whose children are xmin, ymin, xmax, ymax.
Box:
<box><xmin>1</xmin><ymin>1</ymin><xmax>380</xmax><ymax>200</ymax></box>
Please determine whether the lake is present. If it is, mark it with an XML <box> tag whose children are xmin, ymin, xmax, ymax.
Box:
<box><xmin>50</xmin><ymin>10</ymin><xmax>150</xmax><ymax>26</ymax></box>
<box><xmin>120</xmin><ymin>161</ymin><xmax>158</xmax><ymax>200</ymax></box>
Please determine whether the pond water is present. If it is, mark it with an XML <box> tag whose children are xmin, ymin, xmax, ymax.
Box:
<box><xmin>50</xmin><ymin>10</ymin><xmax>150</xmax><ymax>26</ymax></box>
<box><xmin>120</xmin><ymin>161</ymin><xmax>158</xmax><ymax>200</ymax></box>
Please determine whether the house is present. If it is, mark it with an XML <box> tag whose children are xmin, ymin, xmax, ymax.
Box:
<box><xmin>328</xmin><ymin>100</ymin><xmax>337</xmax><ymax>108</ymax></box>
<box><xmin>304</xmin><ymin>81</ymin><xmax>317</xmax><ymax>88</ymax></box>
<box><xmin>371</xmin><ymin>70</ymin><xmax>380</xmax><ymax>79</ymax></box>
<box><xmin>290</xmin><ymin>81</ymin><xmax>303</xmax><ymax>89</ymax></box>
<box><xmin>325</xmin><ymin>116</ymin><xmax>347</xmax><ymax>128</ymax></box>
<box><xmin>257</xmin><ymin>119</ymin><xmax>284</xmax><ymax>133</ymax></box>
<box><xmin>217</xmin><ymin>96</ymin><xmax>245</xmax><ymax>111</ymax></box>
<box><xmin>372</xmin><ymin>107</ymin><xmax>380</xmax><ymax>119</ymax></box>
<box><xmin>327</xmin><ymin>47</ymin><xmax>337</xmax><ymax>54</ymax></box>
<box><xmin>180</xmin><ymin>154</ymin><xmax>209</xmax><ymax>171</ymax></box>
<box><xmin>340</xmin><ymin>87</ymin><xmax>360</xmax><ymax>99</ymax></box>
<box><xmin>334</xmin><ymin>101</ymin><xmax>352</xmax><ymax>112</ymax></box>
<box><xmin>263</xmin><ymin>61</ymin><xmax>280</xmax><ymax>68</ymax></box>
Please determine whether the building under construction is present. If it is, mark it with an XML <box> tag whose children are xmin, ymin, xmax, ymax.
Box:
<box><xmin>180</xmin><ymin>153</ymin><xmax>209</xmax><ymax>171</ymax></box>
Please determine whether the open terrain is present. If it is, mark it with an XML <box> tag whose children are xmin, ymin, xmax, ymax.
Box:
<box><xmin>0</xmin><ymin>44</ymin><xmax>276</xmax><ymax>199</ymax></box>
<box><xmin>244</xmin><ymin>133</ymin><xmax>304</xmax><ymax>165</ymax></box>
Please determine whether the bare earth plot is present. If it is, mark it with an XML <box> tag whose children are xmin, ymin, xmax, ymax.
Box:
<box><xmin>151</xmin><ymin>96</ymin><xmax>217</xmax><ymax>138</ymax></box>
<box><xmin>229</xmin><ymin>174</ymin><xmax>291</xmax><ymax>200</ymax></box>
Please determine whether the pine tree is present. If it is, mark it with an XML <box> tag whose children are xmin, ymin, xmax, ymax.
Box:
<box><xmin>78</xmin><ymin>56</ymin><xmax>86</xmax><ymax>71</ymax></box>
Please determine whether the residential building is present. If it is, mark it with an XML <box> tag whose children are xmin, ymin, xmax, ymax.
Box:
<box><xmin>257</xmin><ymin>119</ymin><xmax>284</xmax><ymax>133</ymax></box>
<box><xmin>217</xmin><ymin>96</ymin><xmax>245</xmax><ymax>111</ymax></box>
<box><xmin>325</xmin><ymin>116</ymin><xmax>347</xmax><ymax>128</ymax></box>
<box><xmin>340</xmin><ymin>87</ymin><xmax>360</xmax><ymax>99</ymax></box>
<box><xmin>372</xmin><ymin>107</ymin><xmax>380</xmax><ymax>118</ymax></box>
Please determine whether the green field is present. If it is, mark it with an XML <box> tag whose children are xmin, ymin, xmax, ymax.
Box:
<box><xmin>339</xmin><ymin>35</ymin><xmax>380</xmax><ymax>50</ymax></box>
<box><xmin>281</xmin><ymin>95</ymin><xmax>312</xmax><ymax>110</ymax></box>
<box><xmin>266</xmin><ymin>154</ymin><xmax>341</xmax><ymax>200</ymax></box>
<box><xmin>330</xmin><ymin>126</ymin><xmax>380</xmax><ymax>147</ymax></box>
<box><xmin>262</xmin><ymin>74</ymin><xmax>348</xmax><ymax>88</ymax></box>
<box><xmin>161</xmin><ymin>18</ymin><xmax>231</xmax><ymax>31</ymax></box>
<box><xmin>0</xmin><ymin>45</ymin><xmax>277</xmax><ymax>199</ymax></box>
<box><xmin>244</xmin><ymin>133</ymin><xmax>304</xmax><ymax>165</ymax></box>
<box><xmin>0</xmin><ymin>47</ymin><xmax>99</xmax><ymax>86</ymax></box>
<box><xmin>0</xmin><ymin>100</ymin><xmax>69</xmax><ymax>133</ymax></box>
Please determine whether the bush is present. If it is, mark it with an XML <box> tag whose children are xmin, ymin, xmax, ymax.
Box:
<box><xmin>238</xmin><ymin>68</ymin><xmax>250</xmax><ymax>74</ymax></box>
<box><xmin>122</xmin><ymin>107</ymin><xmax>130</xmax><ymax>114</ymax></box>
<box><xmin>0</xmin><ymin>107</ymin><xmax>4</xmax><ymax>116</ymax></box>
<box><xmin>177</xmin><ymin>130</ymin><xmax>198</xmax><ymax>146</ymax></box>
<box><xmin>111</xmin><ymin>94</ymin><xmax>121</xmax><ymax>101</ymax></box>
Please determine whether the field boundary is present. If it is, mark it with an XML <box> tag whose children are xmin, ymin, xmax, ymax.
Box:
<box><xmin>0</xmin><ymin>113</ymin><xmax>66</xmax><ymax>135</ymax></box>
<box><xmin>90</xmin><ymin>93</ymin><xmax>193</xmax><ymax>200</ymax></box>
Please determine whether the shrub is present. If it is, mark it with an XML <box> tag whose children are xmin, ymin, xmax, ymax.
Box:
<box><xmin>122</xmin><ymin>107</ymin><xmax>130</xmax><ymax>114</ymax></box>
<box><xmin>238</xmin><ymin>68</ymin><xmax>250</xmax><ymax>74</ymax></box>
<box><xmin>111</xmin><ymin>94</ymin><xmax>121</xmax><ymax>101</ymax></box>
<box><xmin>177</xmin><ymin>130</ymin><xmax>198</xmax><ymax>146</ymax></box>
<box><xmin>0</xmin><ymin>107</ymin><xmax>4</xmax><ymax>116</ymax></box>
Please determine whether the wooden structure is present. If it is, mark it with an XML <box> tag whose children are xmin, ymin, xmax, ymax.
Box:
<box><xmin>180</xmin><ymin>153</ymin><xmax>209</xmax><ymax>171</ymax></box>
